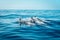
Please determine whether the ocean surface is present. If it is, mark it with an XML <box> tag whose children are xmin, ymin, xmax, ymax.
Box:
<box><xmin>0</xmin><ymin>10</ymin><xmax>60</xmax><ymax>40</ymax></box>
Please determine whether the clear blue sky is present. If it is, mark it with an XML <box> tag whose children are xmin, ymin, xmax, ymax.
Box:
<box><xmin>0</xmin><ymin>0</ymin><xmax>60</xmax><ymax>10</ymax></box>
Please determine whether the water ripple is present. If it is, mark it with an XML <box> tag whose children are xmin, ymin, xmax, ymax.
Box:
<box><xmin>0</xmin><ymin>10</ymin><xmax>60</xmax><ymax>40</ymax></box>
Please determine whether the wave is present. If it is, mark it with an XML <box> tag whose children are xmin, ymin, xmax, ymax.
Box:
<box><xmin>0</xmin><ymin>10</ymin><xmax>60</xmax><ymax>40</ymax></box>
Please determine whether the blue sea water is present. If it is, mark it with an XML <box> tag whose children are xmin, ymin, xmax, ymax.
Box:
<box><xmin>0</xmin><ymin>10</ymin><xmax>60</xmax><ymax>40</ymax></box>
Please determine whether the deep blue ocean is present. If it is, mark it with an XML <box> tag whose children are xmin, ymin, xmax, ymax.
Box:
<box><xmin>0</xmin><ymin>10</ymin><xmax>60</xmax><ymax>40</ymax></box>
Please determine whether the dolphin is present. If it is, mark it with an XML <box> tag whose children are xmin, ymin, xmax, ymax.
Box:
<box><xmin>19</xmin><ymin>17</ymin><xmax>35</xmax><ymax>26</ymax></box>
<box><xmin>19</xmin><ymin>17</ymin><xmax>53</xmax><ymax>29</ymax></box>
